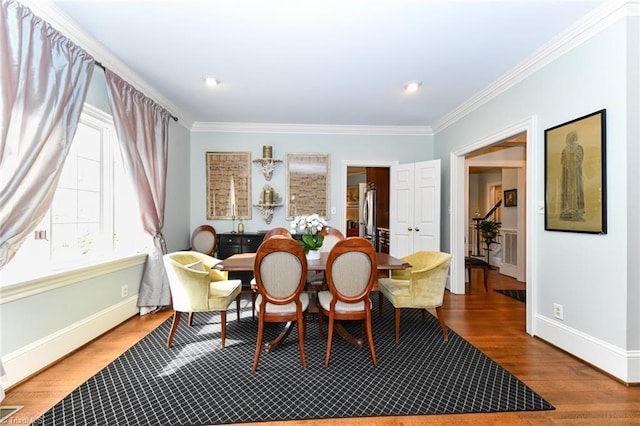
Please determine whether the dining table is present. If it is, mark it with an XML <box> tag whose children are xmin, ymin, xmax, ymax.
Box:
<box><xmin>215</xmin><ymin>251</ymin><xmax>410</xmax><ymax>351</ymax></box>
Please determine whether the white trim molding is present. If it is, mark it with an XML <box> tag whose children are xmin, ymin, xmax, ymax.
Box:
<box><xmin>191</xmin><ymin>121</ymin><xmax>433</xmax><ymax>136</ymax></box>
<box><xmin>1</xmin><ymin>296</ymin><xmax>139</xmax><ymax>389</ymax></box>
<box><xmin>0</xmin><ymin>254</ymin><xmax>147</xmax><ymax>304</ymax></box>
<box><xmin>535</xmin><ymin>314</ymin><xmax>640</xmax><ymax>384</ymax></box>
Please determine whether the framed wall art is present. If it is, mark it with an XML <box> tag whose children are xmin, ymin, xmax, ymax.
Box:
<box><xmin>544</xmin><ymin>109</ymin><xmax>606</xmax><ymax>234</ymax></box>
<box><xmin>504</xmin><ymin>189</ymin><xmax>517</xmax><ymax>207</ymax></box>
<box><xmin>206</xmin><ymin>152</ymin><xmax>251</xmax><ymax>220</ymax></box>
<box><xmin>286</xmin><ymin>153</ymin><xmax>329</xmax><ymax>219</ymax></box>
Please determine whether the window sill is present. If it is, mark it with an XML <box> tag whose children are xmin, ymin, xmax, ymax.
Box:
<box><xmin>0</xmin><ymin>253</ymin><xmax>147</xmax><ymax>304</ymax></box>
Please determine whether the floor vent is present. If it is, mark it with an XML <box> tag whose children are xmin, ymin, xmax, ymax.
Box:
<box><xmin>503</xmin><ymin>229</ymin><xmax>517</xmax><ymax>266</ymax></box>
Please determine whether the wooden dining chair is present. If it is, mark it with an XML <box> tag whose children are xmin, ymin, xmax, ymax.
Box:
<box><xmin>320</xmin><ymin>227</ymin><xmax>345</xmax><ymax>250</ymax></box>
<box><xmin>252</xmin><ymin>236</ymin><xmax>309</xmax><ymax>371</ymax></box>
<box><xmin>189</xmin><ymin>225</ymin><xmax>217</xmax><ymax>256</ymax></box>
<box><xmin>264</xmin><ymin>227</ymin><xmax>293</xmax><ymax>239</ymax></box>
<box><xmin>249</xmin><ymin>227</ymin><xmax>294</xmax><ymax>317</ymax></box>
<box><xmin>317</xmin><ymin>237</ymin><xmax>378</xmax><ymax>367</ymax></box>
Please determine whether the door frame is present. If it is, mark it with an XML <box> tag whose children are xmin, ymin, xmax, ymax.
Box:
<box><xmin>450</xmin><ymin>116</ymin><xmax>538</xmax><ymax>335</ymax></box>
<box><xmin>342</xmin><ymin>160</ymin><xmax>398</xmax><ymax>236</ymax></box>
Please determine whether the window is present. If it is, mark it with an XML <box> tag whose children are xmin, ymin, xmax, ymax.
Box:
<box><xmin>1</xmin><ymin>105</ymin><xmax>146</xmax><ymax>286</ymax></box>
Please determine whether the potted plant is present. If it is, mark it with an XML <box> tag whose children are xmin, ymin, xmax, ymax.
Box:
<box><xmin>477</xmin><ymin>219</ymin><xmax>501</xmax><ymax>239</ymax></box>
<box><xmin>290</xmin><ymin>213</ymin><xmax>327</xmax><ymax>259</ymax></box>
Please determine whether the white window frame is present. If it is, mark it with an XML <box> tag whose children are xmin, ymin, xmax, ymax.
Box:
<box><xmin>0</xmin><ymin>104</ymin><xmax>146</xmax><ymax>300</ymax></box>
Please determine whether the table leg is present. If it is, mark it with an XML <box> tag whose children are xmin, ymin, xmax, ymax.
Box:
<box><xmin>264</xmin><ymin>321</ymin><xmax>295</xmax><ymax>353</ymax></box>
<box><xmin>334</xmin><ymin>322</ymin><xmax>363</xmax><ymax>348</ymax></box>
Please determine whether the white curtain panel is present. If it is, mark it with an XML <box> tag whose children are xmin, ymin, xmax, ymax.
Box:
<box><xmin>0</xmin><ymin>0</ymin><xmax>94</xmax><ymax>268</ymax></box>
<box><xmin>105</xmin><ymin>70</ymin><xmax>171</xmax><ymax>313</ymax></box>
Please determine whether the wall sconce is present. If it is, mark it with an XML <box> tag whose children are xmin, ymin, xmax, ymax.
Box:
<box><xmin>253</xmin><ymin>145</ymin><xmax>282</xmax><ymax>181</ymax></box>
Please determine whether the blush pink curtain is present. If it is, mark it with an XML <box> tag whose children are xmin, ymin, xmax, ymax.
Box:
<box><xmin>105</xmin><ymin>70</ymin><xmax>171</xmax><ymax>313</ymax></box>
<box><xmin>0</xmin><ymin>0</ymin><xmax>94</xmax><ymax>268</ymax></box>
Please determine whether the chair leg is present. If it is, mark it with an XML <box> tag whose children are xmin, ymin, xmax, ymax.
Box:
<box><xmin>251</xmin><ymin>292</ymin><xmax>256</xmax><ymax>319</ymax></box>
<box><xmin>394</xmin><ymin>307</ymin><xmax>401</xmax><ymax>343</ymax></box>
<box><xmin>220</xmin><ymin>310</ymin><xmax>227</xmax><ymax>348</ymax></box>
<box><xmin>378</xmin><ymin>293</ymin><xmax>384</xmax><ymax>317</ymax></box>
<box><xmin>252</xmin><ymin>314</ymin><xmax>265</xmax><ymax>371</ymax></box>
<box><xmin>435</xmin><ymin>306</ymin><xmax>449</xmax><ymax>341</ymax></box>
<box><xmin>236</xmin><ymin>294</ymin><xmax>241</xmax><ymax>323</ymax></box>
<box><xmin>421</xmin><ymin>308</ymin><xmax>427</xmax><ymax>321</ymax></box>
<box><xmin>318</xmin><ymin>307</ymin><xmax>324</xmax><ymax>338</ymax></box>
<box><xmin>167</xmin><ymin>311</ymin><xmax>181</xmax><ymax>348</ymax></box>
<box><xmin>324</xmin><ymin>315</ymin><xmax>335</xmax><ymax>367</ymax></box>
<box><xmin>365</xmin><ymin>310</ymin><xmax>377</xmax><ymax>366</ymax></box>
<box><xmin>188</xmin><ymin>312</ymin><xmax>194</xmax><ymax>326</ymax></box>
<box><xmin>297</xmin><ymin>311</ymin><xmax>307</xmax><ymax>369</ymax></box>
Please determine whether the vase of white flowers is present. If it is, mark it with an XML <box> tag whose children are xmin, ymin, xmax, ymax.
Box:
<box><xmin>290</xmin><ymin>213</ymin><xmax>327</xmax><ymax>259</ymax></box>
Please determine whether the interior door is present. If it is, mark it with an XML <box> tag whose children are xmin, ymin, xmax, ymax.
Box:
<box><xmin>414</xmin><ymin>160</ymin><xmax>441</xmax><ymax>252</ymax></box>
<box><xmin>390</xmin><ymin>160</ymin><xmax>440</xmax><ymax>258</ymax></box>
<box><xmin>389</xmin><ymin>164</ymin><xmax>413</xmax><ymax>258</ymax></box>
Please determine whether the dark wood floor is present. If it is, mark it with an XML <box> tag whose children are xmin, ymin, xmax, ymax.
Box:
<box><xmin>3</xmin><ymin>269</ymin><xmax>640</xmax><ymax>425</ymax></box>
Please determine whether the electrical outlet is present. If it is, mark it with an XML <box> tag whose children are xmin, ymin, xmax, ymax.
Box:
<box><xmin>121</xmin><ymin>284</ymin><xmax>129</xmax><ymax>298</ymax></box>
<box><xmin>331</xmin><ymin>207</ymin><xmax>337</xmax><ymax>214</ymax></box>
<box><xmin>553</xmin><ymin>303</ymin><xmax>563</xmax><ymax>320</ymax></box>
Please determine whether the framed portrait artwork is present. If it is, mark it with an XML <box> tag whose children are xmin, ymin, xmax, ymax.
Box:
<box><xmin>504</xmin><ymin>189</ymin><xmax>517</xmax><ymax>207</ymax></box>
<box><xmin>544</xmin><ymin>109</ymin><xmax>606</xmax><ymax>234</ymax></box>
<box><xmin>286</xmin><ymin>153</ymin><xmax>329</xmax><ymax>219</ymax></box>
<box><xmin>206</xmin><ymin>152</ymin><xmax>251</xmax><ymax>220</ymax></box>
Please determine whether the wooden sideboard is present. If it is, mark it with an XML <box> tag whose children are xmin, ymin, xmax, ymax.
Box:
<box><xmin>217</xmin><ymin>232</ymin><xmax>266</xmax><ymax>288</ymax></box>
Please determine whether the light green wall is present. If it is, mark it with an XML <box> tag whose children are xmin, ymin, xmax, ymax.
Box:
<box><xmin>434</xmin><ymin>19</ymin><xmax>634</xmax><ymax>349</ymax></box>
<box><xmin>0</xmin><ymin>264</ymin><xmax>144</xmax><ymax>354</ymax></box>
<box><xmin>163</xmin><ymin>122</ymin><xmax>191</xmax><ymax>252</ymax></box>
<box><xmin>189</xmin><ymin>132</ymin><xmax>433</xmax><ymax>233</ymax></box>
<box><xmin>625</xmin><ymin>15</ymin><xmax>640</xmax><ymax>350</ymax></box>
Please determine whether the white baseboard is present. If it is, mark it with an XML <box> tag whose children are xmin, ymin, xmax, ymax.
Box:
<box><xmin>535</xmin><ymin>313</ymin><xmax>639</xmax><ymax>383</ymax></box>
<box><xmin>1</xmin><ymin>297</ymin><xmax>138</xmax><ymax>389</ymax></box>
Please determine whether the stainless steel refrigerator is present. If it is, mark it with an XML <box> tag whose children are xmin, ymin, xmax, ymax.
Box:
<box><xmin>360</xmin><ymin>184</ymin><xmax>377</xmax><ymax>249</ymax></box>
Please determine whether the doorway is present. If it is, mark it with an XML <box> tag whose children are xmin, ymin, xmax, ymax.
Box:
<box><xmin>450</xmin><ymin>117</ymin><xmax>536</xmax><ymax>335</ymax></box>
<box><xmin>342</xmin><ymin>160</ymin><xmax>398</xmax><ymax>251</ymax></box>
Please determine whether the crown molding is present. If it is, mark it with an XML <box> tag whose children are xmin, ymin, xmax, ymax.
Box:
<box><xmin>18</xmin><ymin>0</ymin><xmax>193</xmax><ymax>129</ymax></box>
<box><xmin>191</xmin><ymin>121</ymin><xmax>433</xmax><ymax>136</ymax></box>
<box><xmin>433</xmin><ymin>0</ymin><xmax>634</xmax><ymax>133</ymax></box>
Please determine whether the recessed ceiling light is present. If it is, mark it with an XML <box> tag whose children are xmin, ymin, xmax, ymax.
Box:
<box><xmin>404</xmin><ymin>80</ymin><xmax>422</xmax><ymax>93</ymax></box>
<box><xmin>204</xmin><ymin>76</ymin><xmax>220</xmax><ymax>87</ymax></box>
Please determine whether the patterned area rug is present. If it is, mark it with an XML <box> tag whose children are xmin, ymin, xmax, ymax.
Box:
<box><xmin>494</xmin><ymin>289</ymin><xmax>526</xmax><ymax>303</ymax></box>
<box><xmin>37</xmin><ymin>293</ymin><xmax>551</xmax><ymax>425</ymax></box>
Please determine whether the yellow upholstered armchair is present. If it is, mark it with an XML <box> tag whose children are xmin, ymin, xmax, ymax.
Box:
<box><xmin>163</xmin><ymin>251</ymin><xmax>242</xmax><ymax>349</ymax></box>
<box><xmin>377</xmin><ymin>251</ymin><xmax>452</xmax><ymax>343</ymax></box>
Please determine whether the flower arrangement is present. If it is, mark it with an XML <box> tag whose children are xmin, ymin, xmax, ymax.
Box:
<box><xmin>290</xmin><ymin>213</ymin><xmax>327</xmax><ymax>254</ymax></box>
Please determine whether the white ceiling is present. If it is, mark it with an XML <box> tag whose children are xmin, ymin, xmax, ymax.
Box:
<box><xmin>38</xmin><ymin>0</ymin><xmax>605</xmax><ymax>129</ymax></box>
